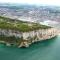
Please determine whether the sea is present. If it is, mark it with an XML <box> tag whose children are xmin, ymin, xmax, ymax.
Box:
<box><xmin>0</xmin><ymin>36</ymin><xmax>60</xmax><ymax>60</ymax></box>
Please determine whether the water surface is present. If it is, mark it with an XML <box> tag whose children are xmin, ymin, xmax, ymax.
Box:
<box><xmin>0</xmin><ymin>36</ymin><xmax>60</xmax><ymax>60</ymax></box>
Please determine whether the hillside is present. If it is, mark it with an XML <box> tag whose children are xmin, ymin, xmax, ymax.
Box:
<box><xmin>0</xmin><ymin>16</ymin><xmax>51</xmax><ymax>32</ymax></box>
<box><xmin>0</xmin><ymin>16</ymin><xmax>57</xmax><ymax>47</ymax></box>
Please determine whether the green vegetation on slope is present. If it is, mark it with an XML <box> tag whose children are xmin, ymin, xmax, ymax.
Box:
<box><xmin>0</xmin><ymin>16</ymin><xmax>51</xmax><ymax>32</ymax></box>
<box><xmin>0</xmin><ymin>35</ymin><xmax>21</xmax><ymax>46</ymax></box>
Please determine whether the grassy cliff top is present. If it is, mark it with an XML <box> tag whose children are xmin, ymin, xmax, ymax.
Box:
<box><xmin>0</xmin><ymin>16</ymin><xmax>51</xmax><ymax>32</ymax></box>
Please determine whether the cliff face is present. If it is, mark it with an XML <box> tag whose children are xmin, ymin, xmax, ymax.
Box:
<box><xmin>0</xmin><ymin>28</ymin><xmax>58</xmax><ymax>47</ymax></box>
<box><xmin>0</xmin><ymin>16</ymin><xmax>58</xmax><ymax>47</ymax></box>
<box><xmin>19</xmin><ymin>28</ymin><xmax>57</xmax><ymax>47</ymax></box>
<box><xmin>0</xmin><ymin>29</ymin><xmax>22</xmax><ymax>38</ymax></box>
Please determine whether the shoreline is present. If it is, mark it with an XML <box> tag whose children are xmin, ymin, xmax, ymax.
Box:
<box><xmin>0</xmin><ymin>28</ymin><xmax>57</xmax><ymax>48</ymax></box>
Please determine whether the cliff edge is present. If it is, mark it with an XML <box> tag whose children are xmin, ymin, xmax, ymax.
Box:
<box><xmin>0</xmin><ymin>16</ymin><xmax>58</xmax><ymax>47</ymax></box>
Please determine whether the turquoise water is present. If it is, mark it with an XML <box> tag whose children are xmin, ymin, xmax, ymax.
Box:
<box><xmin>0</xmin><ymin>36</ymin><xmax>60</xmax><ymax>60</ymax></box>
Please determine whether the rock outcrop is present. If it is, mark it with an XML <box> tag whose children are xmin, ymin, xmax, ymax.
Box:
<box><xmin>18</xmin><ymin>28</ymin><xmax>58</xmax><ymax>47</ymax></box>
<box><xmin>0</xmin><ymin>16</ymin><xmax>58</xmax><ymax>47</ymax></box>
<box><xmin>0</xmin><ymin>28</ymin><xmax>57</xmax><ymax>47</ymax></box>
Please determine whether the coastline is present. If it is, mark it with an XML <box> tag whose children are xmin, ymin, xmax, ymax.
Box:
<box><xmin>0</xmin><ymin>16</ymin><xmax>58</xmax><ymax>48</ymax></box>
<box><xmin>0</xmin><ymin>28</ymin><xmax>58</xmax><ymax>48</ymax></box>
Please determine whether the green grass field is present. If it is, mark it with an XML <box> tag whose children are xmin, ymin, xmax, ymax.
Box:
<box><xmin>0</xmin><ymin>16</ymin><xmax>51</xmax><ymax>32</ymax></box>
